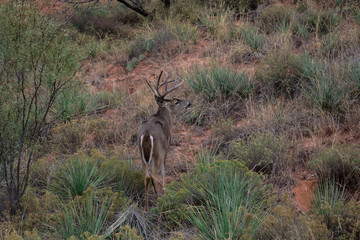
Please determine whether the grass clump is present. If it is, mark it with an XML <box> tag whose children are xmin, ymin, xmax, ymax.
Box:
<box><xmin>255</xmin><ymin>51</ymin><xmax>301</xmax><ymax>97</ymax></box>
<box><xmin>55</xmin><ymin>192</ymin><xmax>121</xmax><ymax>239</ymax></box>
<box><xmin>100</xmin><ymin>157</ymin><xmax>144</xmax><ymax>200</ymax></box>
<box><xmin>183</xmin><ymin>162</ymin><xmax>272</xmax><ymax>239</ymax></box>
<box><xmin>311</xmin><ymin>180</ymin><xmax>360</xmax><ymax>239</ymax></box>
<box><xmin>185</xmin><ymin>65</ymin><xmax>253</xmax><ymax>101</ymax></box>
<box><xmin>301</xmin><ymin>68</ymin><xmax>346</xmax><ymax>112</ymax></box>
<box><xmin>50</xmin><ymin>155</ymin><xmax>106</xmax><ymax>199</ymax></box>
<box><xmin>52</xmin><ymin>88</ymin><xmax>107</xmax><ymax>122</ymax></box>
<box><xmin>237</xmin><ymin>24</ymin><xmax>266</xmax><ymax>51</ymax></box>
<box><xmin>257</xmin><ymin>5</ymin><xmax>294</xmax><ymax>34</ymax></box>
<box><xmin>309</xmin><ymin>144</ymin><xmax>360</xmax><ymax>191</ymax></box>
<box><xmin>157</xmin><ymin>153</ymin><xmax>273</xmax><ymax>230</ymax></box>
<box><xmin>345</xmin><ymin>61</ymin><xmax>360</xmax><ymax>98</ymax></box>
<box><xmin>261</xmin><ymin>196</ymin><xmax>329</xmax><ymax>240</ymax></box>
<box><xmin>230</xmin><ymin>132</ymin><xmax>290</xmax><ymax>184</ymax></box>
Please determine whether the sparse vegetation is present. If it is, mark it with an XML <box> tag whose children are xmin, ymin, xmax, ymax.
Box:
<box><xmin>185</xmin><ymin>65</ymin><xmax>253</xmax><ymax>101</ymax></box>
<box><xmin>2</xmin><ymin>0</ymin><xmax>360</xmax><ymax>239</ymax></box>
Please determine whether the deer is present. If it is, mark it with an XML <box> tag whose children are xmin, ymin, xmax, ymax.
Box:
<box><xmin>138</xmin><ymin>71</ymin><xmax>191</xmax><ymax>211</ymax></box>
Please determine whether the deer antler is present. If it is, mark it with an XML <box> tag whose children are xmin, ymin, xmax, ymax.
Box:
<box><xmin>145</xmin><ymin>71</ymin><xmax>184</xmax><ymax>99</ymax></box>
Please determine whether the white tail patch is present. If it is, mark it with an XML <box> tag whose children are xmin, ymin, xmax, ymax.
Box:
<box><xmin>140</xmin><ymin>134</ymin><xmax>154</xmax><ymax>165</ymax></box>
<box><xmin>149</xmin><ymin>135</ymin><xmax>154</xmax><ymax>164</ymax></box>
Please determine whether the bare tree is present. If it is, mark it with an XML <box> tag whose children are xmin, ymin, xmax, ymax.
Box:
<box><xmin>0</xmin><ymin>1</ymin><xmax>85</xmax><ymax>215</ymax></box>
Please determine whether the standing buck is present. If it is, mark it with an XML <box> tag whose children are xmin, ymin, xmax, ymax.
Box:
<box><xmin>138</xmin><ymin>71</ymin><xmax>191</xmax><ymax>211</ymax></box>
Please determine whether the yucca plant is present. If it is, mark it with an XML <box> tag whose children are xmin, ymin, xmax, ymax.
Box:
<box><xmin>185</xmin><ymin>65</ymin><xmax>253</xmax><ymax>101</ymax></box>
<box><xmin>56</xmin><ymin>194</ymin><xmax>112</xmax><ymax>239</ymax></box>
<box><xmin>301</xmin><ymin>70</ymin><xmax>345</xmax><ymax>111</ymax></box>
<box><xmin>50</xmin><ymin>157</ymin><xmax>106</xmax><ymax>199</ymax></box>
<box><xmin>311</xmin><ymin>179</ymin><xmax>348</xmax><ymax>237</ymax></box>
<box><xmin>183</xmin><ymin>162</ymin><xmax>272</xmax><ymax>240</ymax></box>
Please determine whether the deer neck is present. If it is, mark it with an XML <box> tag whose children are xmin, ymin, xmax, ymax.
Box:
<box><xmin>155</xmin><ymin>106</ymin><xmax>173</xmax><ymax>127</ymax></box>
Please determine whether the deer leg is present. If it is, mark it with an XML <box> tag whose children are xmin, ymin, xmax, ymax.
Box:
<box><xmin>161</xmin><ymin>163</ymin><xmax>166</xmax><ymax>191</ymax></box>
<box><xmin>151</xmin><ymin>176</ymin><xmax>158</xmax><ymax>197</ymax></box>
<box><xmin>145</xmin><ymin>177</ymin><xmax>151</xmax><ymax>211</ymax></box>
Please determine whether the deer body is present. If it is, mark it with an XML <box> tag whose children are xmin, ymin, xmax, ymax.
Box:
<box><xmin>138</xmin><ymin>72</ymin><xmax>190</xmax><ymax>211</ymax></box>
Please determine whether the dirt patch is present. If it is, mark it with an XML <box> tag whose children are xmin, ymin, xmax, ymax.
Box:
<box><xmin>291</xmin><ymin>170</ymin><xmax>318</xmax><ymax>212</ymax></box>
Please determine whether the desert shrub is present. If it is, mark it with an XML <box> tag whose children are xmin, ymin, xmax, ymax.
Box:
<box><xmin>126</xmin><ymin>54</ymin><xmax>145</xmax><ymax>72</ymax></box>
<box><xmin>238</xmin><ymin>25</ymin><xmax>265</xmax><ymax>51</ymax></box>
<box><xmin>257</xmin><ymin>5</ymin><xmax>295</xmax><ymax>34</ymax></box>
<box><xmin>51</xmin><ymin>120</ymin><xmax>87</xmax><ymax>154</ymax></box>
<box><xmin>183</xmin><ymin>163</ymin><xmax>272</xmax><ymax>239</ymax></box>
<box><xmin>230</xmin><ymin>132</ymin><xmax>289</xmax><ymax>177</ymax></box>
<box><xmin>156</xmin><ymin>156</ymin><xmax>273</xmax><ymax>229</ymax></box>
<box><xmin>52</xmin><ymin>88</ymin><xmax>106</xmax><ymax>122</ymax></box>
<box><xmin>210</xmin><ymin>118</ymin><xmax>235</xmax><ymax>142</ymax></box>
<box><xmin>295</xmin><ymin>54</ymin><xmax>347</xmax><ymax>111</ymax></box>
<box><xmin>50</xmin><ymin>155</ymin><xmax>106</xmax><ymax>199</ymax></box>
<box><xmin>100</xmin><ymin>157</ymin><xmax>144</xmax><ymax>199</ymax></box>
<box><xmin>114</xmin><ymin>225</ymin><xmax>144</xmax><ymax>240</ymax></box>
<box><xmin>303</xmin><ymin>8</ymin><xmax>340</xmax><ymax>36</ymax></box>
<box><xmin>255</xmin><ymin>51</ymin><xmax>301</xmax><ymax>97</ymax></box>
<box><xmin>311</xmin><ymin>180</ymin><xmax>360</xmax><ymax>239</ymax></box>
<box><xmin>95</xmin><ymin>90</ymin><xmax>126</xmax><ymax>109</ymax></box>
<box><xmin>103</xmin><ymin>204</ymin><xmax>156</xmax><ymax>239</ymax></box>
<box><xmin>198</xmin><ymin>8</ymin><xmax>234</xmax><ymax>42</ymax></box>
<box><xmin>56</xmin><ymin>192</ymin><xmax>118</xmax><ymax>239</ymax></box>
<box><xmin>301</xmin><ymin>67</ymin><xmax>346</xmax><ymax>112</ymax></box>
<box><xmin>309</xmin><ymin>144</ymin><xmax>360</xmax><ymax>190</ymax></box>
<box><xmin>69</xmin><ymin>2</ymin><xmax>136</xmax><ymax>38</ymax></box>
<box><xmin>185</xmin><ymin>65</ymin><xmax>253</xmax><ymax>101</ymax></box>
<box><xmin>345</xmin><ymin>61</ymin><xmax>360</xmax><ymax>98</ymax></box>
<box><xmin>29</xmin><ymin>156</ymin><xmax>57</xmax><ymax>189</ymax></box>
<box><xmin>319</xmin><ymin>28</ymin><xmax>359</xmax><ymax>59</ymax></box>
<box><xmin>295</xmin><ymin>2</ymin><xmax>340</xmax><ymax>37</ymax></box>
<box><xmin>261</xmin><ymin>197</ymin><xmax>329</xmax><ymax>239</ymax></box>
<box><xmin>0</xmin><ymin>190</ymin><xmax>61</xmax><ymax>237</ymax></box>
<box><xmin>51</xmin><ymin>118</ymin><xmax>127</xmax><ymax>154</ymax></box>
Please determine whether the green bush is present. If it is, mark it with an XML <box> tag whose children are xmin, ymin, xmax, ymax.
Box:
<box><xmin>238</xmin><ymin>25</ymin><xmax>265</xmax><ymax>51</ymax></box>
<box><xmin>261</xmin><ymin>197</ymin><xmax>329</xmax><ymax>239</ymax></box>
<box><xmin>309</xmin><ymin>145</ymin><xmax>360</xmax><ymax>190</ymax></box>
<box><xmin>126</xmin><ymin>55</ymin><xmax>145</xmax><ymax>72</ymax></box>
<box><xmin>68</xmin><ymin>2</ymin><xmax>137</xmax><ymax>38</ymax></box>
<box><xmin>230</xmin><ymin>132</ymin><xmax>289</xmax><ymax>176</ymax></box>
<box><xmin>100</xmin><ymin>157</ymin><xmax>144</xmax><ymax>200</ymax></box>
<box><xmin>345</xmin><ymin>61</ymin><xmax>360</xmax><ymax>98</ymax></box>
<box><xmin>311</xmin><ymin>181</ymin><xmax>360</xmax><ymax>239</ymax></box>
<box><xmin>257</xmin><ymin>6</ymin><xmax>294</xmax><ymax>34</ymax></box>
<box><xmin>183</xmin><ymin>162</ymin><xmax>272</xmax><ymax>239</ymax></box>
<box><xmin>255</xmin><ymin>51</ymin><xmax>301</xmax><ymax>96</ymax></box>
<box><xmin>301</xmin><ymin>68</ymin><xmax>346</xmax><ymax>112</ymax></box>
<box><xmin>303</xmin><ymin>8</ymin><xmax>340</xmax><ymax>36</ymax></box>
<box><xmin>56</xmin><ymin>192</ymin><xmax>115</xmax><ymax>239</ymax></box>
<box><xmin>50</xmin><ymin>155</ymin><xmax>106</xmax><ymax>199</ymax></box>
<box><xmin>52</xmin><ymin>89</ymin><xmax>107</xmax><ymax>122</ymax></box>
<box><xmin>295</xmin><ymin>54</ymin><xmax>347</xmax><ymax>111</ymax></box>
<box><xmin>185</xmin><ymin>65</ymin><xmax>253</xmax><ymax>101</ymax></box>
<box><xmin>156</xmin><ymin>157</ymin><xmax>273</xmax><ymax>229</ymax></box>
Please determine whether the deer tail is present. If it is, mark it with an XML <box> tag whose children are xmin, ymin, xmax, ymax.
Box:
<box><xmin>140</xmin><ymin>134</ymin><xmax>154</xmax><ymax>178</ymax></box>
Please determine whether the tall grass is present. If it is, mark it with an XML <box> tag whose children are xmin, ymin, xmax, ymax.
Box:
<box><xmin>50</xmin><ymin>157</ymin><xmax>106</xmax><ymax>199</ymax></box>
<box><xmin>185</xmin><ymin>65</ymin><xmax>253</xmax><ymax>101</ymax></box>
<box><xmin>345</xmin><ymin>61</ymin><xmax>360</xmax><ymax>98</ymax></box>
<box><xmin>52</xmin><ymin>89</ymin><xmax>106</xmax><ymax>122</ymax></box>
<box><xmin>183</xmin><ymin>162</ymin><xmax>272</xmax><ymax>239</ymax></box>
<box><xmin>309</xmin><ymin>144</ymin><xmax>360</xmax><ymax>190</ymax></box>
<box><xmin>239</xmin><ymin>25</ymin><xmax>265</xmax><ymax>51</ymax></box>
<box><xmin>56</xmin><ymin>194</ymin><xmax>112</xmax><ymax>239</ymax></box>
<box><xmin>301</xmin><ymin>71</ymin><xmax>345</xmax><ymax>111</ymax></box>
